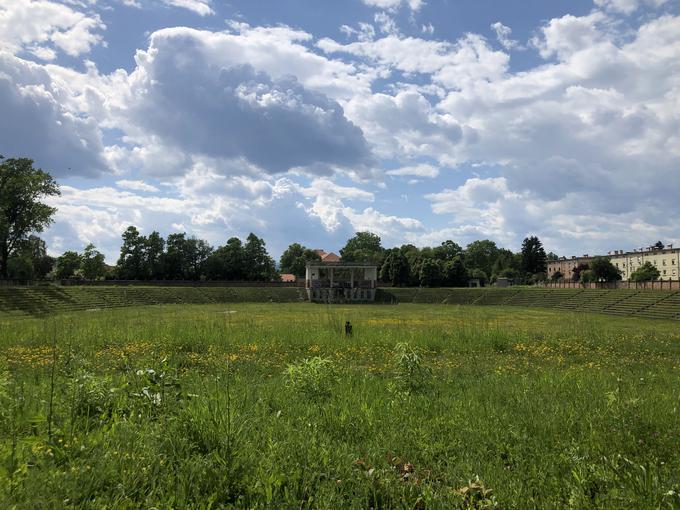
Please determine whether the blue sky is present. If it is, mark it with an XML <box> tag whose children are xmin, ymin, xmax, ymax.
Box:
<box><xmin>1</xmin><ymin>0</ymin><xmax>679</xmax><ymax>263</ymax></box>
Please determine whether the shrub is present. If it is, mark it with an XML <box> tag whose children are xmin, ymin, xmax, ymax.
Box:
<box><xmin>70</xmin><ymin>371</ymin><xmax>116</xmax><ymax>423</ymax></box>
<box><xmin>391</xmin><ymin>342</ymin><xmax>431</xmax><ymax>393</ymax></box>
<box><xmin>285</xmin><ymin>357</ymin><xmax>337</xmax><ymax>402</ymax></box>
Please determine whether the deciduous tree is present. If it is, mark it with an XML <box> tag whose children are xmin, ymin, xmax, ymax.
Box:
<box><xmin>81</xmin><ymin>244</ymin><xmax>107</xmax><ymax>280</ymax></box>
<box><xmin>340</xmin><ymin>232</ymin><xmax>384</xmax><ymax>263</ymax></box>
<box><xmin>280</xmin><ymin>243</ymin><xmax>321</xmax><ymax>278</ymax></box>
<box><xmin>630</xmin><ymin>262</ymin><xmax>660</xmax><ymax>282</ymax></box>
<box><xmin>0</xmin><ymin>157</ymin><xmax>60</xmax><ymax>278</ymax></box>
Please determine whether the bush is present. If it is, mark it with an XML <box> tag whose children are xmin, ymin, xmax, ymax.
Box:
<box><xmin>70</xmin><ymin>371</ymin><xmax>116</xmax><ymax>423</ymax></box>
<box><xmin>391</xmin><ymin>342</ymin><xmax>431</xmax><ymax>393</ymax></box>
<box><xmin>285</xmin><ymin>357</ymin><xmax>337</xmax><ymax>402</ymax></box>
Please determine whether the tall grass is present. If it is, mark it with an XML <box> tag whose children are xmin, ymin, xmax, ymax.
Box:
<box><xmin>0</xmin><ymin>303</ymin><xmax>679</xmax><ymax>508</ymax></box>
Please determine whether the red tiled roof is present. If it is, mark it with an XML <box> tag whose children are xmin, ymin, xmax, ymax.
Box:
<box><xmin>321</xmin><ymin>252</ymin><xmax>341</xmax><ymax>262</ymax></box>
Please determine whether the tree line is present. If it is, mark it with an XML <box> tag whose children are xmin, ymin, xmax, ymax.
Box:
<box><xmin>25</xmin><ymin>155</ymin><xmax>673</xmax><ymax>287</ymax></box>
<box><xmin>1</xmin><ymin>156</ymin><xmax>558</xmax><ymax>285</ymax></box>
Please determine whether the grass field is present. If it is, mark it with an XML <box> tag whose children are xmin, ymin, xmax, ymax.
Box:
<box><xmin>1</xmin><ymin>303</ymin><xmax>679</xmax><ymax>508</ymax></box>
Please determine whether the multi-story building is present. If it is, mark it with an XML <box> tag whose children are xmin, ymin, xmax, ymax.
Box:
<box><xmin>548</xmin><ymin>245</ymin><xmax>680</xmax><ymax>281</ymax></box>
<box><xmin>547</xmin><ymin>255</ymin><xmax>592</xmax><ymax>281</ymax></box>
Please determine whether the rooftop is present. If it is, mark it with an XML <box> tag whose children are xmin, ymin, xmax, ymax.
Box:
<box><xmin>305</xmin><ymin>261</ymin><xmax>377</xmax><ymax>268</ymax></box>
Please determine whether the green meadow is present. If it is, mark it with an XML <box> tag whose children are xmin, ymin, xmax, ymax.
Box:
<box><xmin>1</xmin><ymin>303</ymin><xmax>679</xmax><ymax>508</ymax></box>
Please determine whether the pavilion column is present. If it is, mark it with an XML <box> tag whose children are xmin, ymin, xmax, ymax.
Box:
<box><xmin>330</xmin><ymin>267</ymin><xmax>334</xmax><ymax>288</ymax></box>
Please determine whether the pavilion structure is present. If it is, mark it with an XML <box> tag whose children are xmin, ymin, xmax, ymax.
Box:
<box><xmin>305</xmin><ymin>261</ymin><xmax>378</xmax><ymax>302</ymax></box>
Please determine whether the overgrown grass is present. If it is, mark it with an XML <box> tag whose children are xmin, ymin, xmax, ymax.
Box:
<box><xmin>1</xmin><ymin>303</ymin><xmax>679</xmax><ymax>508</ymax></box>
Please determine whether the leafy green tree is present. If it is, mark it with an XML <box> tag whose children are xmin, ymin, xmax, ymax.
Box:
<box><xmin>492</xmin><ymin>248</ymin><xmax>520</xmax><ymax>280</ymax></box>
<box><xmin>653</xmin><ymin>240</ymin><xmax>664</xmax><ymax>250</ymax></box>
<box><xmin>399</xmin><ymin>244</ymin><xmax>422</xmax><ymax>286</ymax></box>
<box><xmin>206</xmin><ymin>237</ymin><xmax>246</xmax><ymax>280</ymax></box>
<box><xmin>379</xmin><ymin>249</ymin><xmax>410</xmax><ymax>286</ymax></box>
<box><xmin>55</xmin><ymin>251</ymin><xmax>82</xmax><ymax>279</ymax></box>
<box><xmin>279</xmin><ymin>243</ymin><xmax>321</xmax><ymax>278</ymax></box>
<box><xmin>81</xmin><ymin>244</ymin><xmax>107</xmax><ymax>280</ymax></box>
<box><xmin>520</xmin><ymin>236</ymin><xmax>547</xmax><ymax>276</ymax></box>
<box><xmin>443</xmin><ymin>256</ymin><xmax>468</xmax><ymax>287</ymax></box>
<box><xmin>117</xmin><ymin>226</ymin><xmax>147</xmax><ymax>280</ymax></box>
<box><xmin>465</xmin><ymin>240</ymin><xmax>499</xmax><ymax>278</ymax></box>
<box><xmin>12</xmin><ymin>235</ymin><xmax>53</xmax><ymax>279</ymax></box>
<box><xmin>580</xmin><ymin>269</ymin><xmax>595</xmax><ymax>284</ymax></box>
<box><xmin>164</xmin><ymin>233</ymin><xmax>187</xmax><ymax>279</ymax></box>
<box><xmin>0</xmin><ymin>157</ymin><xmax>60</xmax><ymax>277</ymax></box>
<box><xmin>546</xmin><ymin>252</ymin><xmax>559</xmax><ymax>261</ymax></box>
<box><xmin>471</xmin><ymin>268</ymin><xmax>488</xmax><ymax>284</ymax></box>
<box><xmin>33</xmin><ymin>255</ymin><xmax>55</xmax><ymax>279</ymax></box>
<box><xmin>7</xmin><ymin>256</ymin><xmax>35</xmax><ymax>280</ymax></box>
<box><xmin>243</xmin><ymin>233</ymin><xmax>276</xmax><ymax>281</ymax></box>
<box><xmin>589</xmin><ymin>257</ymin><xmax>622</xmax><ymax>282</ymax></box>
<box><xmin>418</xmin><ymin>258</ymin><xmax>442</xmax><ymax>287</ymax></box>
<box><xmin>630</xmin><ymin>262</ymin><xmax>660</xmax><ymax>282</ymax></box>
<box><xmin>145</xmin><ymin>232</ymin><xmax>165</xmax><ymax>279</ymax></box>
<box><xmin>550</xmin><ymin>270</ymin><xmax>564</xmax><ymax>282</ymax></box>
<box><xmin>185</xmin><ymin>237</ymin><xmax>213</xmax><ymax>280</ymax></box>
<box><xmin>433</xmin><ymin>240</ymin><xmax>463</xmax><ymax>262</ymax></box>
<box><xmin>340</xmin><ymin>232</ymin><xmax>384</xmax><ymax>263</ymax></box>
<box><xmin>572</xmin><ymin>263</ymin><xmax>589</xmax><ymax>282</ymax></box>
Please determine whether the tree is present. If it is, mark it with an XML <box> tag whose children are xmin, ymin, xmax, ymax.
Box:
<box><xmin>55</xmin><ymin>251</ymin><xmax>82</xmax><ymax>279</ymax></box>
<box><xmin>0</xmin><ymin>157</ymin><xmax>60</xmax><ymax>277</ymax></box>
<box><xmin>653</xmin><ymin>241</ymin><xmax>665</xmax><ymax>250</ymax></box>
<box><xmin>400</xmin><ymin>244</ymin><xmax>423</xmax><ymax>286</ymax></box>
<box><xmin>243</xmin><ymin>233</ymin><xmax>276</xmax><ymax>281</ymax></box>
<box><xmin>589</xmin><ymin>256</ymin><xmax>622</xmax><ymax>282</ymax></box>
<box><xmin>280</xmin><ymin>243</ymin><xmax>321</xmax><ymax>278</ymax></box>
<box><xmin>419</xmin><ymin>258</ymin><xmax>443</xmax><ymax>287</ymax></box>
<box><xmin>546</xmin><ymin>252</ymin><xmax>559</xmax><ymax>261</ymax></box>
<box><xmin>81</xmin><ymin>244</ymin><xmax>107</xmax><ymax>280</ymax></box>
<box><xmin>492</xmin><ymin>248</ymin><xmax>520</xmax><ymax>280</ymax></box>
<box><xmin>443</xmin><ymin>256</ymin><xmax>468</xmax><ymax>287</ymax></box>
<box><xmin>117</xmin><ymin>226</ymin><xmax>147</xmax><ymax>280</ymax></box>
<box><xmin>184</xmin><ymin>237</ymin><xmax>213</xmax><ymax>280</ymax></box>
<box><xmin>340</xmin><ymin>232</ymin><xmax>384</xmax><ymax>263</ymax></box>
<box><xmin>164</xmin><ymin>233</ymin><xmax>187</xmax><ymax>279</ymax></box>
<box><xmin>7</xmin><ymin>256</ymin><xmax>35</xmax><ymax>280</ymax></box>
<box><xmin>433</xmin><ymin>240</ymin><xmax>463</xmax><ymax>262</ymax></box>
<box><xmin>145</xmin><ymin>231</ymin><xmax>165</xmax><ymax>279</ymax></box>
<box><xmin>572</xmin><ymin>263</ymin><xmax>589</xmax><ymax>282</ymax></box>
<box><xmin>12</xmin><ymin>235</ymin><xmax>53</xmax><ymax>279</ymax></box>
<box><xmin>206</xmin><ymin>237</ymin><xmax>246</xmax><ymax>280</ymax></box>
<box><xmin>520</xmin><ymin>236</ymin><xmax>547</xmax><ymax>276</ymax></box>
<box><xmin>630</xmin><ymin>262</ymin><xmax>660</xmax><ymax>282</ymax></box>
<box><xmin>580</xmin><ymin>269</ymin><xmax>595</xmax><ymax>284</ymax></box>
<box><xmin>471</xmin><ymin>268</ymin><xmax>488</xmax><ymax>284</ymax></box>
<box><xmin>550</xmin><ymin>270</ymin><xmax>564</xmax><ymax>282</ymax></box>
<box><xmin>465</xmin><ymin>240</ymin><xmax>499</xmax><ymax>278</ymax></box>
<box><xmin>33</xmin><ymin>255</ymin><xmax>55</xmax><ymax>279</ymax></box>
<box><xmin>379</xmin><ymin>249</ymin><xmax>410</xmax><ymax>286</ymax></box>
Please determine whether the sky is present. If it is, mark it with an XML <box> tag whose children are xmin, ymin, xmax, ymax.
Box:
<box><xmin>1</xmin><ymin>0</ymin><xmax>679</xmax><ymax>263</ymax></box>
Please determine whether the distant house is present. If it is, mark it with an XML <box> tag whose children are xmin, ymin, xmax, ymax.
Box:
<box><xmin>279</xmin><ymin>273</ymin><xmax>296</xmax><ymax>283</ymax></box>
<box><xmin>314</xmin><ymin>250</ymin><xmax>342</xmax><ymax>263</ymax></box>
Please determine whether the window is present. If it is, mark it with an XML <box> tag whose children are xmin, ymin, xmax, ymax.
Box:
<box><xmin>663</xmin><ymin>270</ymin><xmax>667</xmax><ymax>275</ymax></box>
<box><xmin>663</xmin><ymin>259</ymin><xmax>667</xmax><ymax>266</ymax></box>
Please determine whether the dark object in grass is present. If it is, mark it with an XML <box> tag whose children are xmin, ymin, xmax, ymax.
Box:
<box><xmin>345</xmin><ymin>321</ymin><xmax>353</xmax><ymax>337</ymax></box>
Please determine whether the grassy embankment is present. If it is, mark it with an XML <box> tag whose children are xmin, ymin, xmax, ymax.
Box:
<box><xmin>1</xmin><ymin>303</ymin><xmax>679</xmax><ymax>508</ymax></box>
<box><xmin>3</xmin><ymin>285</ymin><xmax>680</xmax><ymax>321</ymax></box>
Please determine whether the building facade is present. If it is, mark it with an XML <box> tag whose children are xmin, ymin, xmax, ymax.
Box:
<box><xmin>548</xmin><ymin>245</ymin><xmax>680</xmax><ymax>281</ymax></box>
<box><xmin>305</xmin><ymin>261</ymin><xmax>378</xmax><ymax>302</ymax></box>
